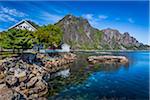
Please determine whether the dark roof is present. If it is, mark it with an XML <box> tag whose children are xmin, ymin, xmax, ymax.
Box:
<box><xmin>9</xmin><ymin>20</ymin><xmax>39</xmax><ymax>30</ymax></box>
<box><xmin>26</xmin><ymin>20</ymin><xmax>39</xmax><ymax>29</ymax></box>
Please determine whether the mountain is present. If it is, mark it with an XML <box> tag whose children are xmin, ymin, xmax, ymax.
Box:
<box><xmin>55</xmin><ymin>15</ymin><xmax>103</xmax><ymax>50</ymax></box>
<box><xmin>101</xmin><ymin>28</ymin><xmax>141</xmax><ymax>50</ymax></box>
<box><xmin>55</xmin><ymin>14</ymin><xmax>149</xmax><ymax>50</ymax></box>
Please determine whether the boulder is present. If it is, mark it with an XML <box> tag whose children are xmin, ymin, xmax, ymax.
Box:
<box><xmin>28</xmin><ymin>93</ymin><xmax>38</xmax><ymax>99</ymax></box>
<box><xmin>21</xmin><ymin>89</ymin><xmax>30</xmax><ymax>97</ymax></box>
<box><xmin>0</xmin><ymin>72</ymin><xmax>5</xmax><ymax>84</ymax></box>
<box><xmin>0</xmin><ymin>83</ymin><xmax>7</xmax><ymax>89</ymax></box>
<box><xmin>19</xmin><ymin>82</ymin><xmax>27</xmax><ymax>90</ymax></box>
<box><xmin>14</xmin><ymin>70</ymin><xmax>27</xmax><ymax>83</ymax></box>
<box><xmin>9</xmin><ymin>68</ymin><xmax>16</xmax><ymax>74</ymax></box>
<box><xmin>32</xmin><ymin>69</ymin><xmax>39</xmax><ymax>75</ymax></box>
<box><xmin>13</xmin><ymin>91</ymin><xmax>26</xmax><ymax>100</ymax></box>
<box><xmin>34</xmin><ymin>80</ymin><xmax>48</xmax><ymax>96</ymax></box>
<box><xmin>0</xmin><ymin>86</ymin><xmax>25</xmax><ymax>100</ymax></box>
<box><xmin>5</xmin><ymin>75</ymin><xmax>18</xmax><ymax>87</ymax></box>
<box><xmin>0</xmin><ymin>78</ymin><xmax>5</xmax><ymax>84</ymax></box>
<box><xmin>0</xmin><ymin>64</ymin><xmax>5</xmax><ymax>71</ymax></box>
<box><xmin>0</xmin><ymin>86</ymin><xmax>14</xmax><ymax>100</ymax></box>
<box><xmin>26</xmin><ymin>77</ymin><xmax>38</xmax><ymax>88</ymax></box>
<box><xmin>27</xmin><ymin>79</ymin><xmax>48</xmax><ymax>97</ymax></box>
<box><xmin>28</xmin><ymin>74</ymin><xmax>35</xmax><ymax>80</ymax></box>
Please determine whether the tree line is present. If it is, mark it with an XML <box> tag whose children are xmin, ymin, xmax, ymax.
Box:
<box><xmin>0</xmin><ymin>24</ymin><xmax>63</xmax><ymax>52</ymax></box>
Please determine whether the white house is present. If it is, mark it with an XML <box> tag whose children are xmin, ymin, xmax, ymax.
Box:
<box><xmin>9</xmin><ymin>20</ymin><xmax>37</xmax><ymax>31</ymax></box>
<box><xmin>39</xmin><ymin>43</ymin><xmax>70</xmax><ymax>53</ymax></box>
<box><xmin>8</xmin><ymin>20</ymin><xmax>71</xmax><ymax>53</ymax></box>
<box><xmin>61</xmin><ymin>43</ymin><xmax>70</xmax><ymax>52</ymax></box>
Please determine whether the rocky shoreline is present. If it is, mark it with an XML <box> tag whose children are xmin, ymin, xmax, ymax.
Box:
<box><xmin>0</xmin><ymin>53</ymin><xmax>76</xmax><ymax>99</ymax></box>
<box><xmin>0</xmin><ymin>53</ymin><xmax>129</xmax><ymax>99</ymax></box>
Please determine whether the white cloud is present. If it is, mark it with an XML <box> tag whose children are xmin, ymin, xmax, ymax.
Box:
<box><xmin>53</xmin><ymin>8</ymin><xmax>63</xmax><ymax>14</ymax></box>
<box><xmin>128</xmin><ymin>18</ymin><xmax>134</xmax><ymax>23</ymax></box>
<box><xmin>0</xmin><ymin>6</ymin><xmax>26</xmax><ymax>17</ymax></box>
<box><xmin>82</xmin><ymin>14</ymin><xmax>93</xmax><ymax>20</ymax></box>
<box><xmin>82</xmin><ymin>14</ymin><xmax>101</xmax><ymax>29</ymax></box>
<box><xmin>40</xmin><ymin>12</ymin><xmax>63</xmax><ymax>24</ymax></box>
<box><xmin>82</xmin><ymin>14</ymin><xmax>109</xmax><ymax>29</ymax></box>
<box><xmin>0</xmin><ymin>6</ymin><xmax>27</xmax><ymax>22</ymax></box>
<box><xmin>98</xmin><ymin>15</ymin><xmax>108</xmax><ymax>20</ymax></box>
<box><xmin>0</xmin><ymin>14</ymin><xmax>17</xmax><ymax>22</ymax></box>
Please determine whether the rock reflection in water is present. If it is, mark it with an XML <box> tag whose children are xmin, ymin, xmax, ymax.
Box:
<box><xmin>54</xmin><ymin>69</ymin><xmax>70</xmax><ymax>78</ymax></box>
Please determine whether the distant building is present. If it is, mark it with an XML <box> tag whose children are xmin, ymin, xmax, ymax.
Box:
<box><xmin>61</xmin><ymin>43</ymin><xmax>70</xmax><ymax>52</ymax></box>
<box><xmin>8</xmin><ymin>20</ymin><xmax>71</xmax><ymax>52</ymax></box>
<box><xmin>39</xmin><ymin>43</ymin><xmax>70</xmax><ymax>53</ymax></box>
<box><xmin>9</xmin><ymin>20</ymin><xmax>38</xmax><ymax>31</ymax></box>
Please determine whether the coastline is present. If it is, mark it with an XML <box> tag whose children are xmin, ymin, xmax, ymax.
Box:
<box><xmin>0</xmin><ymin>53</ymin><xmax>76</xmax><ymax>99</ymax></box>
<box><xmin>71</xmin><ymin>49</ymin><xmax>150</xmax><ymax>52</ymax></box>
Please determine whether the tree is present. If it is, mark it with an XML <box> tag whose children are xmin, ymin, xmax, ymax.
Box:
<box><xmin>0</xmin><ymin>24</ymin><xmax>63</xmax><ymax>52</ymax></box>
<box><xmin>33</xmin><ymin>24</ymin><xmax>63</xmax><ymax>48</ymax></box>
<box><xmin>0</xmin><ymin>29</ymin><xmax>34</xmax><ymax>52</ymax></box>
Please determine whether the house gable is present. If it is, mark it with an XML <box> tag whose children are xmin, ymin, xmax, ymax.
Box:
<box><xmin>9</xmin><ymin>20</ymin><xmax>37</xmax><ymax>31</ymax></box>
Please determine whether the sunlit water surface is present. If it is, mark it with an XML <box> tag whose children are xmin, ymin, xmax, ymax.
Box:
<box><xmin>48</xmin><ymin>51</ymin><xmax>149</xmax><ymax>100</ymax></box>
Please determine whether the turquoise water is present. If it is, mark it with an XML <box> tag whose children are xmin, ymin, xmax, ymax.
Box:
<box><xmin>49</xmin><ymin>51</ymin><xmax>149</xmax><ymax>100</ymax></box>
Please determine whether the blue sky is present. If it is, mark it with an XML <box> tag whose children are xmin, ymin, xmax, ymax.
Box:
<box><xmin>0</xmin><ymin>1</ymin><xmax>149</xmax><ymax>44</ymax></box>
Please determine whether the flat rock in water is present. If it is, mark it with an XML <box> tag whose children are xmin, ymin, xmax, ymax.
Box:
<box><xmin>87</xmin><ymin>55</ymin><xmax>128</xmax><ymax>64</ymax></box>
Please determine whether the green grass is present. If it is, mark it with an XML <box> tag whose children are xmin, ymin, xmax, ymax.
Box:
<box><xmin>78</xmin><ymin>27</ymin><xmax>85</xmax><ymax>35</ymax></box>
<box><xmin>94</xmin><ymin>31</ymin><xmax>103</xmax><ymax>42</ymax></box>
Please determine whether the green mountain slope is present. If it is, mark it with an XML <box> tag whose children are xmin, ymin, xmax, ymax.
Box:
<box><xmin>55</xmin><ymin>15</ymin><xmax>149</xmax><ymax>50</ymax></box>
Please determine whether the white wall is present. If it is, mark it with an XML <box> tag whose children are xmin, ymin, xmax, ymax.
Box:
<box><xmin>15</xmin><ymin>22</ymin><xmax>36</xmax><ymax>31</ymax></box>
<box><xmin>61</xmin><ymin>44</ymin><xmax>70</xmax><ymax>52</ymax></box>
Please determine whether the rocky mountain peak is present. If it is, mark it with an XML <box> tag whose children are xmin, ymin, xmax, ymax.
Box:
<box><xmin>55</xmin><ymin>14</ymin><xmax>149</xmax><ymax>50</ymax></box>
<box><xmin>55</xmin><ymin>15</ymin><xmax>102</xmax><ymax>49</ymax></box>
<box><xmin>57</xmin><ymin>14</ymin><xmax>91</xmax><ymax>27</ymax></box>
<box><xmin>123</xmin><ymin>32</ymin><xmax>130</xmax><ymax>36</ymax></box>
<box><xmin>63</xmin><ymin>14</ymin><xmax>76</xmax><ymax>20</ymax></box>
